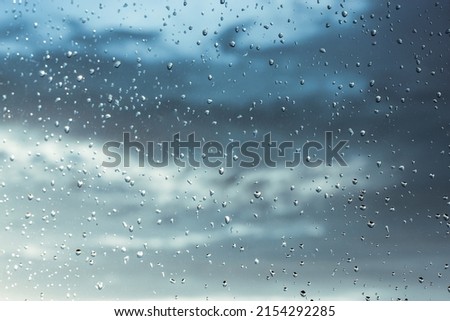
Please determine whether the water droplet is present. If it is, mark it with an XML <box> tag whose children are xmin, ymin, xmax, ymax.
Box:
<box><xmin>254</xmin><ymin>191</ymin><xmax>262</xmax><ymax>198</ymax></box>
<box><xmin>375</xmin><ymin>95</ymin><xmax>382</xmax><ymax>103</ymax></box>
<box><xmin>224</xmin><ymin>216</ymin><xmax>231</xmax><ymax>224</ymax></box>
<box><xmin>354</xmin><ymin>266</ymin><xmax>359</xmax><ymax>272</ymax></box>
<box><xmin>371</xmin><ymin>29</ymin><xmax>377</xmax><ymax>36</ymax></box>
<box><xmin>75</xmin><ymin>249</ymin><xmax>82</xmax><ymax>256</ymax></box>
<box><xmin>167</xmin><ymin>62</ymin><xmax>173</xmax><ymax>70</ymax></box>
<box><xmin>319</xmin><ymin>47</ymin><xmax>326</xmax><ymax>53</ymax></box>
<box><xmin>64</xmin><ymin>126</ymin><xmax>70</xmax><ymax>134</ymax></box>
<box><xmin>367</xmin><ymin>220</ymin><xmax>375</xmax><ymax>228</ymax></box>
<box><xmin>300</xmin><ymin>290</ymin><xmax>306</xmax><ymax>297</ymax></box>
<box><xmin>229</xmin><ymin>41</ymin><xmax>236</xmax><ymax>47</ymax></box>
<box><xmin>418</xmin><ymin>276</ymin><xmax>424</xmax><ymax>283</ymax></box>
<box><xmin>341</xmin><ymin>11</ymin><xmax>348</xmax><ymax>17</ymax></box>
<box><xmin>218</xmin><ymin>167</ymin><xmax>225</xmax><ymax>175</ymax></box>
<box><xmin>136</xmin><ymin>251</ymin><xmax>144</xmax><ymax>258</ymax></box>
<box><xmin>95</xmin><ymin>281</ymin><xmax>104</xmax><ymax>290</ymax></box>
<box><xmin>114</xmin><ymin>60</ymin><xmax>122</xmax><ymax>68</ymax></box>
<box><xmin>222</xmin><ymin>280</ymin><xmax>228</xmax><ymax>287</ymax></box>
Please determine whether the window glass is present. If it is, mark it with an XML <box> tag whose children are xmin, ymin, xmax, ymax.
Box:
<box><xmin>1</xmin><ymin>0</ymin><xmax>449</xmax><ymax>300</ymax></box>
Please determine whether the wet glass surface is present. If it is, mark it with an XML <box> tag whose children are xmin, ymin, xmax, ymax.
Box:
<box><xmin>0</xmin><ymin>0</ymin><xmax>449</xmax><ymax>300</ymax></box>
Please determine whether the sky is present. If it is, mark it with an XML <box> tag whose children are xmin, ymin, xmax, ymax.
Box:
<box><xmin>0</xmin><ymin>0</ymin><xmax>449</xmax><ymax>300</ymax></box>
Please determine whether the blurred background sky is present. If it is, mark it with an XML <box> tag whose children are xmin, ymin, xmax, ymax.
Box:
<box><xmin>0</xmin><ymin>0</ymin><xmax>449</xmax><ymax>300</ymax></box>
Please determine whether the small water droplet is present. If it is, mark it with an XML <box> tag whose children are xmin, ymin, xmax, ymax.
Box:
<box><xmin>95</xmin><ymin>281</ymin><xmax>104</xmax><ymax>290</ymax></box>
<box><xmin>224</xmin><ymin>216</ymin><xmax>231</xmax><ymax>224</ymax></box>
<box><xmin>367</xmin><ymin>220</ymin><xmax>375</xmax><ymax>228</ymax></box>
<box><xmin>254</xmin><ymin>191</ymin><xmax>262</xmax><ymax>198</ymax></box>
